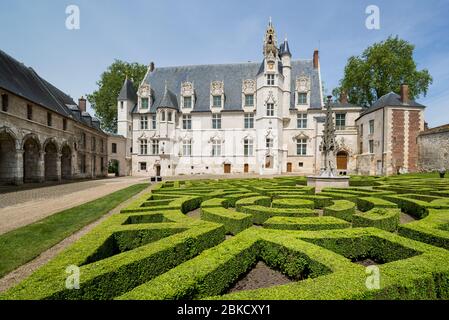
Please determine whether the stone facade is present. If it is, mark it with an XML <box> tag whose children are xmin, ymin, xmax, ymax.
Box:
<box><xmin>119</xmin><ymin>21</ymin><xmax>364</xmax><ymax>178</ymax></box>
<box><xmin>355</xmin><ymin>88</ymin><xmax>426</xmax><ymax>176</ymax></box>
<box><xmin>108</xmin><ymin>134</ymin><xmax>131</xmax><ymax>177</ymax></box>
<box><xmin>0</xmin><ymin>51</ymin><xmax>109</xmax><ymax>185</ymax></box>
<box><xmin>417</xmin><ymin>124</ymin><xmax>449</xmax><ymax>172</ymax></box>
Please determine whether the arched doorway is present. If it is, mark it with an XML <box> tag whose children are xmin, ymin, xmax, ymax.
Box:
<box><xmin>108</xmin><ymin>159</ymin><xmax>120</xmax><ymax>177</ymax></box>
<box><xmin>0</xmin><ymin>131</ymin><xmax>16</xmax><ymax>184</ymax></box>
<box><xmin>23</xmin><ymin>136</ymin><xmax>40</xmax><ymax>183</ymax></box>
<box><xmin>61</xmin><ymin>145</ymin><xmax>72</xmax><ymax>179</ymax></box>
<box><xmin>44</xmin><ymin>141</ymin><xmax>58</xmax><ymax>181</ymax></box>
<box><xmin>336</xmin><ymin>151</ymin><xmax>348</xmax><ymax>170</ymax></box>
<box><xmin>265</xmin><ymin>155</ymin><xmax>273</xmax><ymax>169</ymax></box>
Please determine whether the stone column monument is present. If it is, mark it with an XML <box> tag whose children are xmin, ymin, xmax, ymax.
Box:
<box><xmin>307</xmin><ymin>96</ymin><xmax>350</xmax><ymax>193</ymax></box>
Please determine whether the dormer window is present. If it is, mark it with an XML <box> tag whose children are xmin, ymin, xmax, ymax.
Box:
<box><xmin>141</xmin><ymin>98</ymin><xmax>149</xmax><ymax>109</ymax></box>
<box><xmin>267</xmin><ymin>74</ymin><xmax>275</xmax><ymax>86</ymax></box>
<box><xmin>297</xmin><ymin>93</ymin><xmax>307</xmax><ymax>105</ymax></box>
<box><xmin>295</xmin><ymin>76</ymin><xmax>311</xmax><ymax>106</ymax></box>
<box><xmin>181</xmin><ymin>82</ymin><xmax>194</xmax><ymax>110</ymax></box>
<box><xmin>245</xmin><ymin>94</ymin><xmax>254</xmax><ymax>107</ymax></box>
<box><xmin>183</xmin><ymin>96</ymin><xmax>192</xmax><ymax>108</ymax></box>
<box><xmin>212</xmin><ymin>96</ymin><xmax>222</xmax><ymax>108</ymax></box>
<box><xmin>210</xmin><ymin>81</ymin><xmax>224</xmax><ymax>109</ymax></box>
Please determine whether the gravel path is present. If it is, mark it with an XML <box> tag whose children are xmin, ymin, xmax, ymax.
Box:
<box><xmin>227</xmin><ymin>261</ymin><xmax>292</xmax><ymax>293</ymax></box>
<box><xmin>0</xmin><ymin>176</ymin><xmax>148</xmax><ymax>235</ymax></box>
<box><xmin>0</xmin><ymin>183</ymin><xmax>155</xmax><ymax>293</ymax></box>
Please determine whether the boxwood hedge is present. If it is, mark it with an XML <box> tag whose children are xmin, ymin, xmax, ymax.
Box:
<box><xmin>352</xmin><ymin>208</ymin><xmax>401</xmax><ymax>232</ymax></box>
<box><xmin>3</xmin><ymin>175</ymin><xmax>449</xmax><ymax>301</ymax></box>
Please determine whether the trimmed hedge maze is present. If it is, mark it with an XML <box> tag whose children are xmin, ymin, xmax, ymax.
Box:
<box><xmin>2</xmin><ymin>175</ymin><xmax>449</xmax><ymax>300</ymax></box>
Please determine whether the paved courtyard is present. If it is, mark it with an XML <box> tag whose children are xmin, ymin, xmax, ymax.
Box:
<box><xmin>0</xmin><ymin>176</ymin><xmax>148</xmax><ymax>235</ymax></box>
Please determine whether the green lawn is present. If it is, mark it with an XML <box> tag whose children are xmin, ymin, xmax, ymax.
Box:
<box><xmin>0</xmin><ymin>183</ymin><xmax>149</xmax><ymax>278</ymax></box>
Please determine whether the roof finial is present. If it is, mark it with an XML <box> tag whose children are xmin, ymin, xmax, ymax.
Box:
<box><xmin>285</xmin><ymin>34</ymin><xmax>288</xmax><ymax>42</ymax></box>
<box><xmin>269</xmin><ymin>16</ymin><xmax>272</xmax><ymax>26</ymax></box>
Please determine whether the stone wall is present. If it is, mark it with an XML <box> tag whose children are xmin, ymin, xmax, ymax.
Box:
<box><xmin>418</xmin><ymin>126</ymin><xmax>449</xmax><ymax>171</ymax></box>
<box><xmin>0</xmin><ymin>88</ymin><xmax>109</xmax><ymax>185</ymax></box>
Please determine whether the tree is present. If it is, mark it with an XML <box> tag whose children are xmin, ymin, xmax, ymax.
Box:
<box><xmin>87</xmin><ymin>60</ymin><xmax>147</xmax><ymax>133</ymax></box>
<box><xmin>333</xmin><ymin>36</ymin><xmax>433</xmax><ymax>107</ymax></box>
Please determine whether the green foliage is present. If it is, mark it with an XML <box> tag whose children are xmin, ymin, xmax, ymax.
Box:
<box><xmin>235</xmin><ymin>196</ymin><xmax>271</xmax><ymax>211</ymax></box>
<box><xmin>87</xmin><ymin>60</ymin><xmax>147</xmax><ymax>133</ymax></box>
<box><xmin>356</xmin><ymin>197</ymin><xmax>398</xmax><ymax>212</ymax></box>
<box><xmin>264</xmin><ymin>216</ymin><xmax>351</xmax><ymax>230</ymax></box>
<box><xmin>353</xmin><ymin>208</ymin><xmax>401</xmax><ymax>232</ymax></box>
<box><xmin>323</xmin><ymin>200</ymin><xmax>356</xmax><ymax>222</ymax></box>
<box><xmin>271</xmin><ymin>198</ymin><xmax>315</xmax><ymax>209</ymax></box>
<box><xmin>0</xmin><ymin>183</ymin><xmax>148</xmax><ymax>278</ymax></box>
<box><xmin>399</xmin><ymin>209</ymin><xmax>449</xmax><ymax>250</ymax></box>
<box><xmin>334</xmin><ymin>36</ymin><xmax>433</xmax><ymax>107</ymax></box>
<box><xmin>4</xmin><ymin>174</ymin><xmax>449</xmax><ymax>300</ymax></box>
<box><xmin>201</xmin><ymin>207</ymin><xmax>252</xmax><ymax>235</ymax></box>
<box><xmin>238</xmin><ymin>205</ymin><xmax>317</xmax><ymax>224</ymax></box>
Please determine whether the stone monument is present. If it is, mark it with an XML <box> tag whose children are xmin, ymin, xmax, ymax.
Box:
<box><xmin>307</xmin><ymin>96</ymin><xmax>350</xmax><ymax>193</ymax></box>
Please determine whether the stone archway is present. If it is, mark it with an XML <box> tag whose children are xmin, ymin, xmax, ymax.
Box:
<box><xmin>108</xmin><ymin>159</ymin><xmax>120</xmax><ymax>177</ymax></box>
<box><xmin>44</xmin><ymin>141</ymin><xmax>58</xmax><ymax>181</ymax></box>
<box><xmin>23</xmin><ymin>136</ymin><xmax>41</xmax><ymax>183</ymax></box>
<box><xmin>61</xmin><ymin>144</ymin><xmax>72</xmax><ymax>179</ymax></box>
<box><xmin>0</xmin><ymin>131</ymin><xmax>17</xmax><ymax>184</ymax></box>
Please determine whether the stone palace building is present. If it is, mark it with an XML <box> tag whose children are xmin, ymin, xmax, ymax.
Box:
<box><xmin>117</xmin><ymin>20</ymin><xmax>427</xmax><ymax>178</ymax></box>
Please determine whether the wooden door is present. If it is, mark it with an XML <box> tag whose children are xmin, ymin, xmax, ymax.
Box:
<box><xmin>156</xmin><ymin>165</ymin><xmax>161</xmax><ymax>176</ymax></box>
<box><xmin>224</xmin><ymin>164</ymin><xmax>231</xmax><ymax>174</ymax></box>
<box><xmin>244</xmin><ymin>164</ymin><xmax>249</xmax><ymax>173</ymax></box>
<box><xmin>336</xmin><ymin>152</ymin><xmax>348</xmax><ymax>170</ymax></box>
<box><xmin>287</xmin><ymin>162</ymin><xmax>292</xmax><ymax>173</ymax></box>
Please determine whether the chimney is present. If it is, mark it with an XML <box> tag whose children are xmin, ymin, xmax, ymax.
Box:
<box><xmin>340</xmin><ymin>90</ymin><xmax>348</xmax><ymax>104</ymax></box>
<box><xmin>400</xmin><ymin>84</ymin><xmax>409</xmax><ymax>104</ymax></box>
<box><xmin>424</xmin><ymin>121</ymin><xmax>429</xmax><ymax>131</ymax></box>
<box><xmin>313</xmin><ymin>49</ymin><xmax>319</xmax><ymax>69</ymax></box>
<box><xmin>149</xmin><ymin>62</ymin><xmax>155</xmax><ymax>72</ymax></box>
<box><xmin>78</xmin><ymin>96</ymin><xmax>87</xmax><ymax>113</ymax></box>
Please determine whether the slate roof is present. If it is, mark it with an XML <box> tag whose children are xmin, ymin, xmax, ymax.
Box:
<box><xmin>279</xmin><ymin>39</ymin><xmax>291</xmax><ymax>56</ymax></box>
<box><xmin>139</xmin><ymin>59</ymin><xmax>323</xmax><ymax>114</ymax></box>
<box><xmin>0</xmin><ymin>49</ymin><xmax>104</xmax><ymax>133</ymax></box>
<box><xmin>359</xmin><ymin>92</ymin><xmax>425</xmax><ymax>117</ymax></box>
<box><xmin>118</xmin><ymin>78</ymin><xmax>137</xmax><ymax>102</ymax></box>
<box><xmin>157</xmin><ymin>85</ymin><xmax>179</xmax><ymax>110</ymax></box>
<box><xmin>331</xmin><ymin>101</ymin><xmax>362</xmax><ymax>109</ymax></box>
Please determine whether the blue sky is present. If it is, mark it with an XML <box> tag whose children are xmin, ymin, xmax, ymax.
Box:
<box><xmin>1</xmin><ymin>0</ymin><xmax>448</xmax><ymax>127</ymax></box>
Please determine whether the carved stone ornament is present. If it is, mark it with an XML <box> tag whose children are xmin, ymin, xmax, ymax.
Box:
<box><xmin>293</xmin><ymin>131</ymin><xmax>310</xmax><ymax>142</ymax></box>
<box><xmin>209</xmin><ymin>132</ymin><xmax>223</xmax><ymax>143</ymax></box>
<box><xmin>296</xmin><ymin>76</ymin><xmax>310</xmax><ymax>92</ymax></box>
<box><xmin>138</xmin><ymin>84</ymin><xmax>151</xmax><ymax>97</ymax></box>
<box><xmin>265</xmin><ymin>91</ymin><xmax>276</xmax><ymax>105</ymax></box>
<box><xmin>181</xmin><ymin>82</ymin><xmax>194</xmax><ymax>96</ymax></box>
<box><xmin>241</xmin><ymin>134</ymin><xmax>254</xmax><ymax>143</ymax></box>
<box><xmin>211</xmin><ymin>81</ymin><xmax>224</xmax><ymax>96</ymax></box>
<box><xmin>242</xmin><ymin>79</ymin><xmax>256</xmax><ymax>94</ymax></box>
<box><xmin>178</xmin><ymin>132</ymin><xmax>193</xmax><ymax>142</ymax></box>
